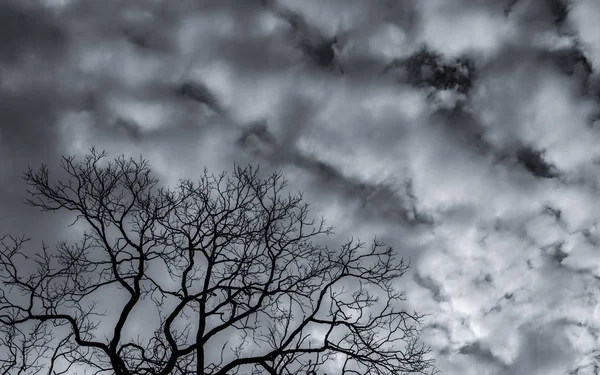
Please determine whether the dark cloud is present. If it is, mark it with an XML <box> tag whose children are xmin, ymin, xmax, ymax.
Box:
<box><xmin>397</xmin><ymin>48</ymin><xmax>477</xmax><ymax>94</ymax></box>
<box><xmin>458</xmin><ymin>341</ymin><xmax>506</xmax><ymax>368</ymax></box>
<box><xmin>545</xmin><ymin>0</ymin><xmax>571</xmax><ymax>28</ymax></box>
<box><xmin>0</xmin><ymin>1</ymin><xmax>65</xmax><ymax>64</ymax></box>
<box><xmin>414</xmin><ymin>272</ymin><xmax>445</xmax><ymax>303</ymax></box>
<box><xmin>3</xmin><ymin>0</ymin><xmax>600</xmax><ymax>374</ymax></box>
<box><xmin>0</xmin><ymin>2</ymin><xmax>72</xmax><ymax>237</ymax></box>
<box><xmin>516</xmin><ymin>146</ymin><xmax>559</xmax><ymax>179</ymax></box>
<box><xmin>176</xmin><ymin>81</ymin><xmax>227</xmax><ymax>115</ymax></box>
<box><xmin>502</xmin><ymin>322</ymin><xmax>575</xmax><ymax>374</ymax></box>
<box><xmin>429</xmin><ymin>106</ymin><xmax>490</xmax><ymax>154</ymax></box>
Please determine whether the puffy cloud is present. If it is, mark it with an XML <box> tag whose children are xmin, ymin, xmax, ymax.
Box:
<box><xmin>2</xmin><ymin>0</ymin><xmax>600</xmax><ymax>374</ymax></box>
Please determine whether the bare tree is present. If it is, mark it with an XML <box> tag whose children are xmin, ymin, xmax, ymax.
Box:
<box><xmin>0</xmin><ymin>150</ymin><xmax>434</xmax><ymax>375</ymax></box>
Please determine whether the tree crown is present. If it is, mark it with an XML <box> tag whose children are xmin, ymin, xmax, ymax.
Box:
<box><xmin>0</xmin><ymin>150</ymin><xmax>434</xmax><ymax>375</ymax></box>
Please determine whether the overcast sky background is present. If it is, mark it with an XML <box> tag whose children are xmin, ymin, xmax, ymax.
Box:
<box><xmin>2</xmin><ymin>0</ymin><xmax>600</xmax><ymax>374</ymax></box>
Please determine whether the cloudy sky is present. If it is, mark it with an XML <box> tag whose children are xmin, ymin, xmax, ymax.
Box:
<box><xmin>2</xmin><ymin>0</ymin><xmax>600</xmax><ymax>373</ymax></box>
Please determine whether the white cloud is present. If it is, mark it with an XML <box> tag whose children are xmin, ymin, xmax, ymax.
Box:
<box><xmin>3</xmin><ymin>0</ymin><xmax>600</xmax><ymax>374</ymax></box>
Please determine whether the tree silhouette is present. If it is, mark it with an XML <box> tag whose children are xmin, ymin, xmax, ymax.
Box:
<box><xmin>0</xmin><ymin>150</ymin><xmax>434</xmax><ymax>375</ymax></box>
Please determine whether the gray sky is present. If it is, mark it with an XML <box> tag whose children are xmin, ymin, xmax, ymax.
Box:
<box><xmin>2</xmin><ymin>0</ymin><xmax>600</xmax><ymax>373</ymax></box>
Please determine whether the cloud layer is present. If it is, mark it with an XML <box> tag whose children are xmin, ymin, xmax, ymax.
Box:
<box><xmin>2</xmin><ymin>0</ymin><xmax>600</xmax><ymax>373</ymax></box>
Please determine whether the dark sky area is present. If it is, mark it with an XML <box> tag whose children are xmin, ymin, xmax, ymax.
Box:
<box><xmin>2</xmin><ymin>0</ymin><xmax>600</xmax><ymax>373</ymax></box>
